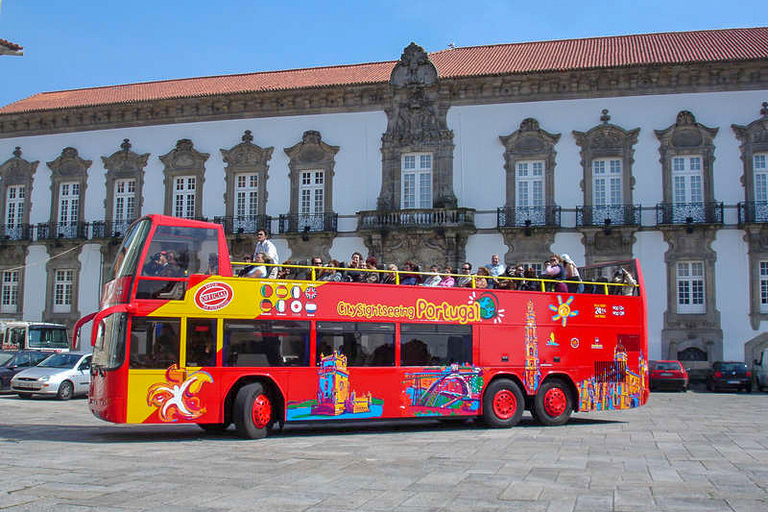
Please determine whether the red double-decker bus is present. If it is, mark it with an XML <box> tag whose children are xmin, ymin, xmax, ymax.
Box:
<box><xmin>79</xmin><ymin>214</ymin><xmax>648</xmax><ymax>439</ymax></box>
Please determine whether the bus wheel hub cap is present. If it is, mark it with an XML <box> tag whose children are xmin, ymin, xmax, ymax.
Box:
<box><xmin>252</xmin><ymin>394</ymin><xmax>271</xmax><ymax>428</ymax></box>
<box><xmin>544</xmin><ymin>388</ymin><xmax>567</xmax><ymax>417</ymax></box>
<box><xmin>493</xmin><ymin>390</ymin><xmax>516</xmax><ymax>419</ymax></box>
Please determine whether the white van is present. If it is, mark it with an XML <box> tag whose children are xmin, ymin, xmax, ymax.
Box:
<box><xmin>754</xmin><ymin>348</ymin><xmax>768</xmax><ymax>392</ymax></box>
<box><xmin>0</xmin><ymin>321</ymin><xmax>69</xmax><ymax>352</ymax></box>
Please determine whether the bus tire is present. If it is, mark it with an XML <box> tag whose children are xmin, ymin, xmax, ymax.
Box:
<box><xmin>533</xmin><ymin>379</ymin><xmax>573</xmax><ymax>426</ymax></box>
<box><xmin>482</xmin><ymin>378</ymin><xmax>524</xmax><ymax>428</ymax></box>
<box><xmin>234</xmin><ymin>382</ymin><xmax>272</xmax><ymax>439</ymax></box>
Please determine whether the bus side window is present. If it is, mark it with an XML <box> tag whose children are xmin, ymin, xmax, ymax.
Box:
<box><xmin>400</xmin><ymin>324</ymin><xmax>472</xmax><ymax>366</ymax></box>
<box><xmin>186</xmin><ymin>319</ymin><xmax>216</xmax><ymax>367</ymax></box>
<box><xmin>129</xmin><ymin>318</ymin><xmax>180</xmax><ymax>369</ymax></box>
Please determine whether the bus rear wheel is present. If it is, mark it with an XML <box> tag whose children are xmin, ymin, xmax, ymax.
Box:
<box><xmin>533</xmin><ymin>379</ymin><xmax>573</xmax><ymax>426</ymax></box>
<box><xmin>234</xmin><ymin>382</ymin><xmax>272</xmax><ymax>439</ymax></box>
<box><xmin>482</xmin><ymin>379</ymin><xmax>524</xmax><ymax>428</ymax></box>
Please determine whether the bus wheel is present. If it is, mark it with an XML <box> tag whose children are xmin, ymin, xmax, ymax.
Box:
<box><xmin>197</xmin><ymin>422</ymin><xmax>231</xmax><ymax>434</ymax></box>
<box><xmin>234</xmin><ymin>383</ymin><xmax>272</xmax><ymax>439</ymax></box>
<box><xmin>483</xmin><ymin>379</ymin><xmax>524</xmax><ymax>428</ymax></box>
<box><xmin>533</xmin><ymin>379</ymin><xmax>573</xmax><ymax>426</ymax></box>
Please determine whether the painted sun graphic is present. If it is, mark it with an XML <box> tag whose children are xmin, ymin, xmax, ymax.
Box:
<box><xmin>549</xmin><ymin>295</ymin><xmax>579</xmax><ymax>327</ymax></box>
<box><xmin>147</xmin><ymin>364</ymin><xmax>213</xmax><ymax>422</ymax></box>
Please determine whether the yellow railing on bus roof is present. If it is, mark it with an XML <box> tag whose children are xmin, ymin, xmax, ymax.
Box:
<box><xmin>228</xmin><ymin>260</ymin><xmax>639</xmax><ymax>295</ymax></box>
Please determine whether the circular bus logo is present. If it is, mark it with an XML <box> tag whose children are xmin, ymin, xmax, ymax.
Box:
<box><xmin>194</xmin><ymin>282</ymin><xmax>233</xmax><ymax>311</ymax></box>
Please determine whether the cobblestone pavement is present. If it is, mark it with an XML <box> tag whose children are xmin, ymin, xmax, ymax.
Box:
<box><xmin>0</xmin><ymin>386</ymin><xmax>767</xmax><ymax>512</ymax></box>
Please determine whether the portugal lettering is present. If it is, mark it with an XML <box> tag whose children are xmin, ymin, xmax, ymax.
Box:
<box><xmin>415</xmin><ymin>298</ymin><xmax>480</xmax><ymax>324</ymax></box>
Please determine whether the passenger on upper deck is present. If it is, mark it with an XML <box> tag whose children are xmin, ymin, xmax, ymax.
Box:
<box><xmin>485</xmin><ymin>254</ymin><xmax>505</xmax><ymax>278</ymax></box>
<box><xmin>344</xmin><ymin>252</ymin><xmax>364</xmax><ymax>282</ymax></box>
<box><xmin>253</xmin><ymin>230</ymin><xmax>279</xmax><ymax>269</ymax></box>
<box><xmin>438</xmin><ymin>266</ymin><xmax>455</xmax><ymax>287</ymax></box>
<box><xmin>456</xmin><ymin>262</ymin><xmax>473</xmax><ymax>287</ymax></box>
<box><xmin>400</xmin><ymin>261</ymin><xmax>421</xmax><ymax>285</ymax></box>
<box><xmin>421</xmin><ymin>265</ymin><xmax>442</xmax><ymax>287</ymax></box>
<box><xmin>237</xmin><ymin>255</ymin><xmax>256</xmax><ymax>277</ymax></box>
<box><xmin>364</xmin><ymin>257</ymin><xmax>380</xmax><ymax>283</ymax></box>
<box><xmin>318</xmin><ymin>260</ymin><xmax>342</xmax><ymax>282</ymax></box>
<box><xmin>380</xmin><ymin>264</ymin><xmax>398</xmax><ymax>284</ymax></box>
<box><xmin>611</xmin><ymin>268</ymin><xmax>637</xmax><ymax>296</ymax></box>
<box><xmin>475</xmin><ymin>267</ymin><xmax>490</xmax><ymax>289</ymax></box>
<box><xmin>561</xmin><ymin>254</ymin><xmax>584</xmax><ymax>293</ymax></box>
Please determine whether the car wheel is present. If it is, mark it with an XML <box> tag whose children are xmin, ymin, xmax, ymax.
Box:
<box><xmin>233</xmin><ymin>382</ymin><xmax>272</xmax><ymax>439</ymax></box>
<box><xmin>57</xmin><ymin>381</ymin><xmax>74</xmax><ymax>401</ymax></box>
<box><xmin>482</xmin><ymin>378</ymin><xmax>524</xmax><ymax>428</ymax></box>
<box><xmin>533</xmin><ymin>379</ymin><xmax>573</xmax><ymax>426</ymax></box>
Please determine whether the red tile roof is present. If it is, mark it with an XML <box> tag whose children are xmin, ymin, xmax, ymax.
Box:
<box><xmin>2</xmin><ymin>27</ymin><xmax>767</xmax><ymax>115</ymax></box>
<box><xmin>0</xmin><ymin>38</ymin><xmax>22</xmax><ymax>51</ymax></box>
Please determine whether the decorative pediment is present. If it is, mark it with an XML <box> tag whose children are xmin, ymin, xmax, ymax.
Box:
<box><xmin>732</xmin><ymin>102</ymin><xmax>768</xmax><ymax>147</ymax></box>
<box><xmin>0</xmin><ymin>146</ymin><xmax>38</xmax><ymax>184</ymax></box>
<box><xmin>390</xmin><ymin>42</ymin><xmax>438</xmax><ymax>87</ymax></box>
<box><xmin>101</xmin><ymin>139</ymin><xmax>149</xmax><ymax>175</ymax></box>
<box><xmin>573</xmin><ymin>110</ymin><xmax>640</xmax><ymax>158</ymax></box>
<box><xmin>654</xmin><ymin>110</ymin><xmax>718</xmax><ymax>150</ymax></box>
<box><xmin>283</xmin><ymin>130</ymin><xmax>338</xmax><ymax>164</ymax></box>
<box><xmin>221</xmin><ymin>130</ymin><xmax>274</xmax><ymax>169</ymax></box>
<box><xmin>500</xmin><ymin>118</ymin><xmax>560</xmax><ymax>154</ymax></box>
<box><xmin>47</xmin><ymin>147</ymin><xmax>92</xmax><ymax>179</ymax></box>
<box><xmin>159</xmin><ymin>139</ymin><xmax>209</xmax><ymax>170</ymax></box>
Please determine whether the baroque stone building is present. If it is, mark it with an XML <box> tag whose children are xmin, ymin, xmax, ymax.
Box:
<box><xmin>0</xmin><ymin>27</ymin><xmax>767</xmax><ymax>365</ymax></box>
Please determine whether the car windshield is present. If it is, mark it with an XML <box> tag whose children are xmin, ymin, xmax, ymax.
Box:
<box><xmin>37</xmin><ymin>353</ymin><xmax>81</xmax><ymax>369</ymax></box>
<box><xmin>1</xmin><ymin>352</ymin><xmax>25</xmax><ymax>368</ymax></box>
<box><xmin>719</xmin><ymin>363</ymin><xmax>747</xmax><ymax>372</ymax></box>
<box><xmin>652</xmin><ymin>362</ymin><xmax>680</xmax><ymax>370</ymax></box>
<box><xmin>0</xmin><ymin>352</ymin><xmax>13</xmax><ymax>365</ymax></box>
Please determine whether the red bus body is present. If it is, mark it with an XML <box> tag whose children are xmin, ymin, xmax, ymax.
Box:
<box><xmin>84</xmin><ymin>215</ymin><xmax>649</xmax><ymax>437</ymax></box>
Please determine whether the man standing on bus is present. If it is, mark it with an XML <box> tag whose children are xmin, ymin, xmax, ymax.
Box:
<box><xmin>253</xmin><ymin>230</ymin><xmax>279</xmax><ymax>275</ymax></box>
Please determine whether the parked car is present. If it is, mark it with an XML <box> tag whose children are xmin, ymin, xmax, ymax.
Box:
<box><xmin>10</xmin><ymin>352</ymin><xmax>91</xmax><ymax>400</ymax></box>
<box><xmin>650</xmin><ymin>360</ymin><xmax>689</xmax><ymax>392</ymax></box>
<box><xmin>0</xmin><ymin>350</ymin><xmax>15</xmax><ymax>366</ymax></box>
<box><xmin>706</xmin><ymin>361</ymin><xmax>752</xmax><ymax>393</ymax></box>
<box><xmin>0</xmin><ymin>350</ymin><xmax>50</xmax><ymax>391</ymax></box>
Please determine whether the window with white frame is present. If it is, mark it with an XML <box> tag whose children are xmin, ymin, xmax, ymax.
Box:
<box><xmin>53</xmin><ymin>269</ymin><xmax>74</xmax><ymax>313</ymax></box>
<box><xmin>1</xmin><ymin>270</ymin><xmax>19</xmax><ymax>314</ymax></box>
<box><xmin>760</xmin><ymin>261</ymin><xmax>768</xmax><ymax>314</ymax></box>
<box><xmin>58</xmin><ymin>182</ymin><xmax>79</xmax><ymax>227</ymax></box>
<box><xmin>402</xmin><ymin>153</ymin><xmax>432</xmax><ymax>209</ymax></box>
<box><xmin>299</xmin><ymin>170</ymin><xmax>324</xmax><ymax>216</ymax></box>
<box><xmin>754</xmin><ymin>153</ymin><xmax>768</xmax><ymax>203</ymax></box>
<box><xmin>677</xmin><ymin>261</ymin><xmax>705</xmax><ymax>314</ymax></box>
<box><xmin>592</xmin><ymin>158</ymin><xmax>622</xmax><ymax>206</ymax></box>
<box><xmin>516</xmin><ymin>160</ymin><xmax>544</xmax><ymax>208</ymax></box>
<box><xmin>174</xmin><ymin>176</ymin><xmax>196</xmax><ymax>219</ymax></box>
<box><xmin>672</xmin><ymin>156</ymin><xmax>703</xmax><ymax>205</ymax></box>
<box><xmin>235</xmin><ymin>174</ymin><xmax>259</xmax><ymax>219</ymax></box>
<box><xmin>519</xmin><ymin>262</ymin><xmax>542</xmax><ymax>276</ymax></box>
<box><xmin>113</xmin><ymin>178</ymin><xmax>136</xmax><ymax>224</ymax></box>
<box><xmin>5</xmin><ymin>185</ymin><xmax>24</xmax><ymax>230</ymax></box>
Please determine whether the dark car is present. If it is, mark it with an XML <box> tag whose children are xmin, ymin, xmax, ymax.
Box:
<box><xmin>650</xmin><ymin>360</ymin><xmax>689</xmax><ymax>392</ymax></box>
<box><xmin>0</xmin><ymin>350</ymin><xmax>50</xmax><ymax>391</ymax></box>
<box><xmin>706</xmin><ymin>361</ymin><xmax>752</xmax><ymax>393</ymax></box>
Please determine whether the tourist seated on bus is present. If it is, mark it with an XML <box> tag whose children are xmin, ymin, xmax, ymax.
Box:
<box><xmin>237</xmin><ymin>255</ymin><xmax>256</xmax><ymax>277</ymax></box>
<box><xmin>544</xmin><ymin>254</ymin><xmax>567</xmax><ymax>292</ymax></box>
<box><xmin>308</xmin><ymin>257</ymin><xmax>323</xmax><ymax>280</ymax></box>
<box><xmin>400</xmin><ymin>261</ymin><xmax>421</xmax><ymax>285</ymax></box>
<box><xmin>455</xmin><ymin>262</ymin><xmax>473</xmax><ymax>287</ymax></box>
<box><xmin>610</xmin><ymin>268</ymin><xmax>637</xmax><ymax>295</ymax></box>
<box><xmin>380</xmin><ymin>264</ymin><xmax>398</xmax><ymax>284</ymax></box>
<box><xmin>561</xmin><ymin>254</ymin><xmax>584</xmax><ymax>293</ymax></box>
<box><xmin>485</xmin><ymin>254</ymin><xmax>505</xmax><ymax>277</ymax></box>
<box><xmin>475</xmin><ymin>267</ymin><xmax>490</xmax><ymax>289</ymax></box>
<box><xmin>521</xmin><ymin>267</ymin><xmax>540</xmax><ymax>291</ymax></box>
<box><xmin>343</xmin><ymin>252</ymin><xmax>364</xmax><ymax>282</ymax></box>
<box><xmin>243</xmin><ymin>252</ymin><xmax>268</xmax><ymax>278</ymax></box>
<box><xmin>277</xmin><ymin>260</ymin><xmax>297</xmax><ymax>280</ymax></box>
<box><xmin>318</xmin><ymin>260</ymin><xmax>343</xmax><ymax>282</ymax></box>
<box><xmin>438</xmin><ymin>266</ymin><xmax>455</xmax><ymax>287</ymax></box>
<box><xmin>364</xmin><ymin>257</ymin><xmax>380</xmax><ymax>283</ymax></box>
<box><xmin>158</xmin><ymin>251</ymin><xmax>184</xmax><ymax>277</ymax></box>
<box><xmin>421</xmin><ymin>265</ymin><xmax>442</xmax><ymax>287</ymax></box>
<box><xmin>142</xmin><ymin>251</ymin><xmax>168</xmax><ymax>276</ymax></box>
<box><xmin>496</xmin><ymin>265</ymin><xmax>519</xmax><ymax>290</ymax></box>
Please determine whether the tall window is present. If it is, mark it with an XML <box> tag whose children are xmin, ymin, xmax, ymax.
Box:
<box><xmin>672</xmin><ymin>156</ymin><xmax>703</xmax><ymax>205</ymax></box>
<box><xmin>593</xmin><ymin>159</ymin><xmax>622</xmax><ymax>207</ymax></box>
<box><xmin>236</xmin><ymin>174</ymin><xmax>259</xmax><ymax>219</ymax></box>
<box><xmin>677</xmin><ymin>261</ymin><xmax>705</xmax><ymax>314</ymax></box>
<box><xmin>402</xmin><ymin>153</ymin><xmax>432</xmax><ymax>209</ymax></box>
<box><xmin>113</xmin><ymin>178</ymin><xmax>136</xmax><ymax>227</ymax></box>
<box><xmin>53</xmin><ymin>269</ymin><xmax>74</xmax><ymax>313</ymax></box>
<box><xmin>516</xmin><ymin>161</ymin><xmax>544</xmax><ymax>208</ymax></box>
<box><xmin>174</xmin><ymin>176</ymin><xmax>196</xmax><ymax>219</ymax></box>
<box><xmin>58</xmin><ymin>182</ymin><xmax>80</xmax><ymax>235</ymax></box>
<box><xmin>1</xmin><ymin>270</ymin><xmax>19</xmax><ymax>314</ymax></box>
<box><xmin>755</xmin><ymin>153</ymin><xmax>768</xmax><ymax>203</ymax></box>
<box><xmin>761</xmin><ymin>261</ymin><xmax>768</xmax><ymax>314</ymax></box>
<box><xmin>5</xmin><ymin>185</ymin><xmax>24</xmax><ymax>229</ymax></box>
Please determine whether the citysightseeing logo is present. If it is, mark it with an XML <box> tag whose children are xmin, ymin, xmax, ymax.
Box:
<box><xmin>336</xmin><ymin>298</ymin><xmax>481</xmax><ymax>325</ymax></box>
<box><xmin>194</xmin><ymin>282</ymin><xmax>233</xmax><ymax>311</ymax></box>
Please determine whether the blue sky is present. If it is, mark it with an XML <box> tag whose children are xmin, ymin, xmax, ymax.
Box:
<box><xmin>0</xmin><ymin>0</ymin><xmax>764</xmax><ymax>108</ymax></box>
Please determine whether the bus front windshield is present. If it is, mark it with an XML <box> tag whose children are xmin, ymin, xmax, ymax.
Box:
<box><xmin>106</xmin><ymin>219</ymin><xmax>152</xmax><ymax>283</ymax></box>
<box><xmin>28</xmin><ymin>327</ymin><xmax>69</xmax><ymax>349</ymax></box>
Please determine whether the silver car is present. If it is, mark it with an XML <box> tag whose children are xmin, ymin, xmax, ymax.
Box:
<box><xmin>10</xmin><ymin>352</ymin><xmax>91</xmax><ymax>400</ymax></box>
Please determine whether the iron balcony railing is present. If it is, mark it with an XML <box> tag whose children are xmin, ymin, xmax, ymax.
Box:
<box><xmin>91</xmin><ymin>219</ymin><xmax>136</xmax><ymax>239</ymax></box>
<box><xmin>0</xmin><ymin>223</ymin><xmax>33</xmax><ymax>242</ymax></box>
<box><xmin>278</xmin><ymin>212</ymin><xmax>338</xmax><ymax>234</ymax></box>
<box><xmin>213</xmin><ymin>215</ymin><xmax>272</xmax><ymax>235</ymax></box>
<box><xmin>655</xmin><ymin>202</ymin><xmax>723</xmax><ymax>226</ymax></box>
<box><xmin>497</xmin><ymin>205</ymin><xmax>561</xmax><ymax>228</ymax></box>
<box><xmin>737</xmin><ymin>201</ymin><xmax>768</xmax><ymax>224</ymax></box>
<box><xmin>36</xmin><ymin>221</ymin><xmax>89</xmax><ymax>240</ymax></box>
<box><xmin>358</xmin><ymin>208</ymin><xmax>475</xmax><ymax>230</ymax></box>
<box><xmin>576</xmin><ymin>204</ymin><xmax>641</xmax><ymax>227</ymax></box>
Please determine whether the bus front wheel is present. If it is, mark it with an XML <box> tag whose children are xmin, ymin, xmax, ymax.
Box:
<box><xmin>234</xmin><ymin>382</ymin><xmax>272</xmax><ymax>439</ymax></box>
<box><xmin>533</xmin><ymin>379</ymin><xmax>573</xmax><ymax>426</ymax></box>
<box><xmin>482</xmin><ymin>379</ymin><xmax>524</xmax><ymax>428</ymax></box>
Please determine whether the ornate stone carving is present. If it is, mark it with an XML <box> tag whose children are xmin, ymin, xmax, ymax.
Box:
<box><xmin>580</xmin><ymin>227</ymin><xmax>637</xmax><ymax>264</ymax></box>
<box><xmin>159</xmin><ymin>139</ymin><xmax>209</xmax><ymax>217</ymax></box>
<box><xmin>221</xmin><ymin>130</ymin><xmax>273</xmax><ymax>220</ymax></box>
<box><xmin>0</xmin><ymin>146</ymin><xmax>38</xmax><ymax>233</ymax></box>
<box><xmin>732</xmin><ymin>102</ymin><xmax>768</xmax><ymax>208</ymax></box>
<box><xmin>743</xmin><ymin>224</ymin><xmax>768</xmax><ymax>329</ymax></box>
<box><xmin>46</xmin><ymin>147</ymin><xmax>91</xmax><ymax>226</ymax></box>
<box><xmin>101</xmin><ymin>139</ymin><xmax>149</xmax><ymax>225</ymax></box>
<box><xmin>379</xmin><ymin>43</ymin><xmax>456</xmax><ymax>211</ymax></box>
<box><xmin>361</xmin><ymin>228</ymin><xmax>470</xmax><ymax>271</ymax></box>
<box><xmin>43</xmin><ymin>243</ymin><xmax>83</xmax><ymax>328</ymax></box>
<box><xmin>498</xmin><ymin>230</ymin><xmax>556</xmax><ymax>267</ymax></box>
<box><xmin>284</xmin><ymin>130</ymin><xmax>338</xmax><ymax>217</ymax></box>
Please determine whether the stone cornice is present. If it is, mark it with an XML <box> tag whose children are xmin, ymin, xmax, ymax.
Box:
<box><xmin>1</xmin><ymin>60</ymin><xmax>767</xmax><ymax>139</ymax></box>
